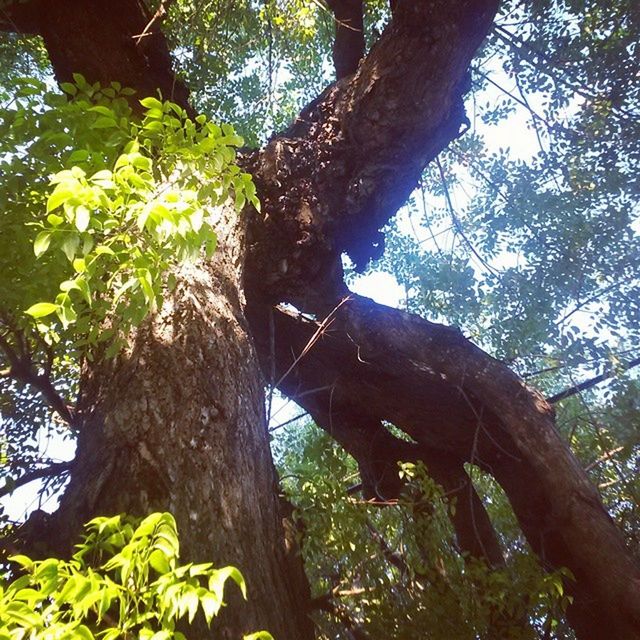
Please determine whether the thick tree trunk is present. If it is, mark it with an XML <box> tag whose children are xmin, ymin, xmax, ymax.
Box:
<box><xmin>1</xmin><ymin>5</ymin><xmax>313</xmax><ymax>636</ymax></box>
<box><xmin>48</xmin><ymin>210</ymin><xmax>313</xmax><ymax>639</ymax></box>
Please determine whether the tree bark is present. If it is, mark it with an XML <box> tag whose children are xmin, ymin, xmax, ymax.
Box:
<box><xmin>2</xmin><ymin>2</ymin><xmax>313</xmax><ymax>637</ymax></box>
<box><xmin>0</xmin><ymin>0</ymin><xmax>191</xmax><ymax>112</ymax></box>
<box><xmin>48</xmin><ymin>208</ymin><xmax>313</xmax><ymax>639</ymax></box>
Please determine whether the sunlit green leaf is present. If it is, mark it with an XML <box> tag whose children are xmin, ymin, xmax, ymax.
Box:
<box><xmin>25</xmin><ymin>302</ymin><xmax>58</xmax><ymax>318</ymax></box>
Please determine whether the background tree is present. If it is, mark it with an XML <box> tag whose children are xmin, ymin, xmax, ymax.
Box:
<box><xmin>0</xmin><ymin>1</ymin><xmax>639</xmax><ymax>639</ymax></box>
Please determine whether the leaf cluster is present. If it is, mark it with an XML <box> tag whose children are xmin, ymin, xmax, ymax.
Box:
<box><xmin>278</xmin><ymin>426</ymin><xmax>572</xmax><ymax>639</ymax></box>
<box><xmin>0</xmin><ymin>512</ymin><xmax>273</xmax><ymax>640</ymax></box>
<box><xmin>1</xmin><ymin>75</ymin><xmax>258</xmax><ymax>361</ymax></box>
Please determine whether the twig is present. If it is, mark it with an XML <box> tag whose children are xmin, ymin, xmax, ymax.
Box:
<box><xmin>585</xmin><ymin>446</ymin><xmax>625</xmax><ymax>473</ymax></box>
<box><xmin>269</xmin><ymin>411</ymin><xmax>308</xmax><ymax>433</ymax></box>
<box><xmin>0</xmin><ymin>462</ymin><xmax>72</xmax><ymax>500</ymax></box>
<box><xmin>271</xmin><ymin>296</ymin><xmax>352</xmax><ymax>393</ymax></box>
<box><xmin>547</xmin><ymin>356</ymin><xmax>640</xmax><ymax>404</ymax></box>
<box><xmin>435</xmin><ymin>157</ymin><xmax>500</xmax><ymax>276</ymax></box>
<box><xmin>132</xmin><ymin>0</ymin><xmax>176</xmax><ymax>43</ymax></box>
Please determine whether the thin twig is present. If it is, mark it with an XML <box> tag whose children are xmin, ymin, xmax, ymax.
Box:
<box><xmin>132</xmin><ymin>0</ymin><xmax>176</xmax><ymax>43</ymax></box>
<box><xmin>271</xmin><ymin>296</ymin><xmax>352</xmax><ymax>393</ymax></box>
<box><xmin>548</xmin><ymin>356</ymin><xmax>640</xmax><ymax>404</ymax></box>
<box><xmin>435</xmin><ymin>157</ymin><xmax>500</xmax><ymax>276</ymax></box>
<box><xmin>585</xmin><ymin>446</ymin><xmax>625</xmax><ymax>473</ymax></box>
<box><xmin>269</xmin><ymin>411</ymin><xmax>308</xmax><ymax>433</ymax></box>
<box><xmin>0</xmin><ymin>462</ymin><xmax>72</xmax><ymax>500</ymax></box>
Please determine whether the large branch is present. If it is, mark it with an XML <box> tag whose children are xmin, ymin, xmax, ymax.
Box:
<box><xmin>249</xmin><ymin>300</ymin><xmax>505</xmax><ymax>567</ymax></box>
<box><xmin>247</xmin><ymin>297</ymin><xmax>640</xmax><ymax>639</ymax></box>
<box><xmin>243</xmin><ymin>0</ymin><xmax>499</xmax><ymax>307</ymax></box>
<box><xmin>0</xmin><ymin>0</ymin><xmax>190</xmax><ymax>110</ymax></box>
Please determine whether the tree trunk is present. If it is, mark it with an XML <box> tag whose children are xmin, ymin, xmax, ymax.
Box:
<box><xmin>49</xmin><ymin>209</ymin><xmax>313</xmax><ymax>639</ymax></box>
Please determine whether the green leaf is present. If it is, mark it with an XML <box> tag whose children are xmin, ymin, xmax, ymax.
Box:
<box><xmin>60</xmin><ymin>81</ymin><xmax>78</xmax><ymax>95</ymax></box>
<box><xmin>60</xmin><ymin>279</ymin><xmax>81</xmax><ymax>293</ymax></box>
<box><xmin>140</xmin><ymin>96</ymin><xmax>163</xmax><ymax>110</ymax></box>
<box><xmin>69</xmin><ymin>149</ymin><xmax>90</xmax><ymax>164</ymax></box>
<box><xmin>25</xmin><ymin>302</ymin><xmax>58</xmax><ymax>318</ymax></box>
<box><xmin>209</xmin><ymin>566</ymin><xmax>246</xmax><ymax>600</ymax></box>
<box><xmin>137</xmin><ymin>269</ymin><xmax>155</xmax><ymax>305</ymax></box>
<box><xmin>132</xmin><ymin>512</ymin><xmax>163</xmax><ymax>539</ymax></box>
<box><xmin>149</xmin><ymin>548</ymin><xmax>171</xmax><ymax>574</ymax></box>
<box><xmin>33</xmin><ymin>231</ymin><xmax>52</xmax><ymax>257</ymax></box>
<box><xmin>76</xmin><ymin>277</ymin><xmax>92</xmax><ymax>305</ymax></box>
<box><xmin>200</xmin><ymin>591</ymin><xmax>221</xmax><ymax>624</ymax></box>
<box><xmin>145</xmin><ymin>107</ymin><xmax>164</xmax><ymax>120</ymax></box>
<box><xmin>114</xmin><ymin>277</ymin><xmax>138</xmax><ymax>303</ymax></box>
<box><xmin>92</xmin><ymin>116</ymin><xmax>118</xmax><ymax>129</ymax></box>
<box><xmin>47</xmin><ymin>185</ymin><xmax>73</xmax><ymax>212</ymax></box>
<box><xmin>143</xmin><ymin>120</ymin><xmax>164</xmax><ymax>133</ymax></box>
<box><xmin>56</xmin><ymin>295</ymin><xmax>77</xmax><ymax>327</ymax></box>
<box><xmin>62</xmin><ymin>233</ymin><xmax>80</xmax><ymax>261</ymax></box>
<box><xmin>88</xmin><ymin>105</ymin><xmax>116</xmax><ymax>117</ymax></box>
<box><xmin>4</xmin><ymin>601</ymin><xmax>41</xmax><ymax>627</ymax></box>
<box><xmin>75</xmin><ymin>205</ymin><xmax>90</xmax><ymax>231</ymax></box>
<box><xmin>74</xmin><ymin>625</ymin><xmax>95</xmax><ymax>640</ymax></box>
<box><xmin>184</xmin><ymin>588</ymin><xmax>200</xmax><ymax>623</ymax></box>
<box><xmin>8</xmin><ymin>555</ymin><xmax>34</xmax><ymax>570</ymax></box>
<box><xmin>95</xmin><ymin>245</ymin><xmax>115</xmax><ymax>256</ymax></box>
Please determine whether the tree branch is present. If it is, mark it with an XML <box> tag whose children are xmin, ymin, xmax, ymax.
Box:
<box><xmin>247</xmin><ymin>295</ymin><xmax>640</xmax><ymax>638</ymax></box>
<box><xmin>244</xmin><ymin>0</ymin><xmax>500</xmax><ymax>307</ymax></box>
<box><xmin>0</xmin><ymin>0</ymin><xmax>191</xmax><ymax>111</ymax></box>
<box><xmin>325</xmin><ymin>0</ymin><xmax>364</xmax><ymax>79</ymax></box>
<box><xmin>248</xmin><ymin>301</ymin><xmax>505</xmax><ymax>568</ymax></box>
<box><xmin>548</xmin><ymin>356</ymin><xmax>640</xmax><ymax>404</ymax></box>
<box><xmin>0</xmin><ymin>461</ymin><xmax>72</xmax><ymax>500</ymax></box>
<box><xmin>0</xmin><ymin>332</ymin><xmax>76</xmax><ymax>426</ymax></box>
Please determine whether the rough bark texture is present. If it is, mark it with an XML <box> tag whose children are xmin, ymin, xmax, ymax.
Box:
<box><xmin>243</xmin><ymin>0</ymin><xmax>499</xmax><ymax>307</ymax></box>
<box><xmin>4</xmin><ymin>0</ymin><xmax>640</xmax><ymax>638</ymax></box>
<box><xmin>49</xmin><ymin>209</ymin><xmax>313</xmax><ymax>640</ymax></box>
